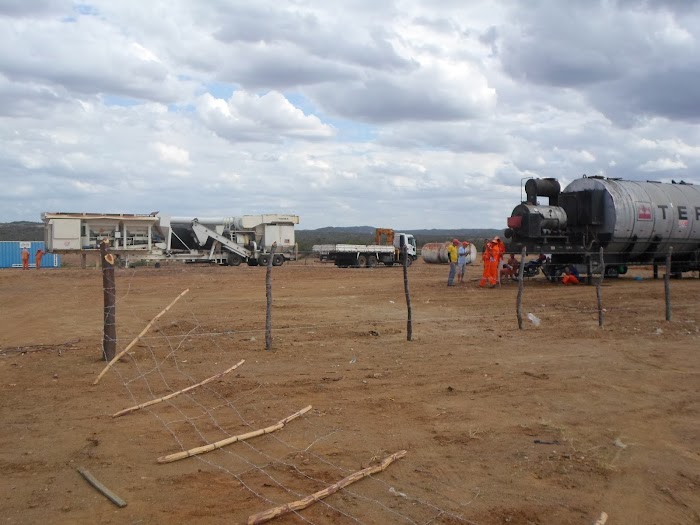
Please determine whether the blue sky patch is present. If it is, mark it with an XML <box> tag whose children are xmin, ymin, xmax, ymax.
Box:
<box><xmin>202</xmin><ymin>82</ymin><xmax>235</xmax><ymax>100</ymax></box>
<box><xmin>74</xmin><ymin>4</ymin><xmax>98</xmax><ymax>16</ymax></box>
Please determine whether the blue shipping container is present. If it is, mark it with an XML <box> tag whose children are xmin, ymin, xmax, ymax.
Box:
<box><xmin>0</xmin><ymin>241</ymin><xmax>61</xmax><ymax>269</ymax></box>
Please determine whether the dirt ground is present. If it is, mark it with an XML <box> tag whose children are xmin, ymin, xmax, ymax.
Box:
<box><xmin>1</xmin><ymin>258</ymin><xmax>698</xmax><ymax>525</ymax></box>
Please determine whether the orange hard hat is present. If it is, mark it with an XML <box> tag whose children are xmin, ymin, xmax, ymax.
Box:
<box><xmin>452</xmin><ymin>239</ymin><xmax>459</xmax><ymax>245</ymax></box>
<box><xmin>462</xmin><ymin>241</ymin><xmax>469</xmax><ymax>246</ymax></box>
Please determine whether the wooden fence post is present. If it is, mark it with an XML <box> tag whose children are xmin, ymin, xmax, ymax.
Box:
<box><xmin>402</xmin><ymin>246</ymin><xmax>413</xmax><ymax>341</ymax></box>
<box><xmin>516</xmin><ymin>247</ymin><xmax>526</xmax><ymax>329</ymax></box>
<box><xmin>596</xmin><ymin>247</ymin><xmax>604</xmax><ymax>328</ymax></box>
<box><xmin>665</xmin><ymin>247</ymin><xmax>672</xmax><ymax>321</ymax></box>
<box><xmin>100</xmin><ymin>240</ymin><xmax>117</xmax><ymax>361</ymax></box>
<box><xmin>585</xmin><ymin>254</ymin><xmax>592</xmax><ymax>285</ymax></box>
<box><xmin>266</xmin><ymin>242</ymin><xmax>277</xmax><ymax>351</ymax></box>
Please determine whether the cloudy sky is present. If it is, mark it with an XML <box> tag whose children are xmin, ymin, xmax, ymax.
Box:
<box><xmin>2</xmin><ymin>0</ymin><xmax>700</xmax><ymax>229</ymax></box>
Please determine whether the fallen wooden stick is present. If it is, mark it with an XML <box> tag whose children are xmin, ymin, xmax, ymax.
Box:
<box><xmin>157</xmin><ymin>405</ymin><xmax>312</xmax><ymax>464</ymax></box>
<box><xmin>248</xmin><ymin>450</ymin><xmax>407</xmax><ymax>525</ymax></box>
<box><xmin>0</xmin><ymin>338</ymin><xmax>80</xmax><ymax>354</ymax></box>
<box><xmin>112</xmin><ymin>359</ymin><xmax>245</xmax><ymax>417</ymax></box>
<box><xmin>93</xmin><ymin>289</ymin><xmax>189</xmax><ymax>385</ymax></box>
<box><xmin>77</xmin><ymin>467</ymin><xmax>127</xmax><ymax>508</ymax></box>
<box><xmin>593</xmin><ymin>511</ymin><xmax>608</xmax><ymax>525</ymax></box>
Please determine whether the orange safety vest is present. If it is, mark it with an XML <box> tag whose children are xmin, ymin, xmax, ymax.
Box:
<box><xmin>491</xmin><ymin>242</ymin><xmax>501</xmax><ymax>262</ymax></box>
<box><xmin>482</xmin><ymin>243</ymin><xmax>493</xmax><ymax>262</ymax></box>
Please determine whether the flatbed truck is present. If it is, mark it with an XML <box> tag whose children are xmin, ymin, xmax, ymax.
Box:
<box><xmin>313</xmin><ymin>229</ymin><xmax>417</xmax><ymax>268</ymax></box>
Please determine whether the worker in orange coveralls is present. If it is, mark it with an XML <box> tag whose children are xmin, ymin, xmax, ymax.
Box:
<box><xmin>35</xmin><ymin>249</ymin><xmax>44</xmax><ymax>270</ymax></box>
<box><xmin>21</xmin><ymin>247</ymin><xmax>30</xmax><ymax>270</ymax></box>
<box><xmin>493</xmin><ymin>236</ymin><xmax>506</xmax><ymax>285</ymax></box>
<box><xmin>479</xmin><ymin>240</ymin><xmax>497</xmax><ymax>287</ymax></box>
<box><xmin>562</xmin><ymin>265</ymin><xmax>580</xmax><ymax>285</ymax></box>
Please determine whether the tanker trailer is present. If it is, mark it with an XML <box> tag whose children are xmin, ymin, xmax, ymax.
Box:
<box><xmin>505</xmin><ymin>176</ymin><xmax>700</xmax><ymax>276</ymax></box>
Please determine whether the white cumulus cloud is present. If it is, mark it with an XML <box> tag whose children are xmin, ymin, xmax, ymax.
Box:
<box><xmin>196</xmin><ymin>90</ymin><xmax>334</xmax><ymax>142</ymax></box>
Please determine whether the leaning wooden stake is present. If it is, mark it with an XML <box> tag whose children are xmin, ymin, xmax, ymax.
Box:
<box><xmin>248</xmin><ymin>450</ymin><xmax>407</xmax><ymax>525</ymax></box>
<box><xmin>266</xmin><ymin>242</ymin><xmax>277</xmax><ymax>351</ymax></box>
<box><xmin>77</xmin><ymin>467</ymin><xmax>127</xmax><ymax>508</ymax></box>
<box><xmin>402</xmin><ymin>245</ymin><xmax>413</xmax><ymax>341</ymax></box>
<box><xmin>112</xmin><ymin>359</ymin><xmax>245</xmax><ymax>417</ymax></box>
<box><xmin>100</xmin><ymin>240</ymin><xmax>117</xmax><ymax>361</ymax></box>
<box><xmin>157</xmin><ymin>405</ymin><xmax>312</xmax><ymax>463</ymax></box>
<box><xmin>93</xmin><ymin>289</ymin><xmax>190</xmax><ymax>385</ymax></box>
<box><xmin>596</xmin><ymin>247</ymin><xmax>605</xmax><ymax>328</ymax></box>
<box><xmin>665</xmin><ymin>246</ymin><xmax>672</xmax><ymax>321</ymax></box>
<box><xmin>516</xmin><ymin>247</ymin><xmax>526</xmax><ymax>329</ymax></box>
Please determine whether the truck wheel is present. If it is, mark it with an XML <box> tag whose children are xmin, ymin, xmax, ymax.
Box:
<box><xmin>384</xmin><ymin>261</ymin><xmax>394</xmax><ymax>266</ymax></box>
<box><xmin>404</xmin><ymin>257</ymin><xmax>413</xmax><ymax>268</ymax></box>
<box><xmin>604</xmin><ymin>266</ymin><xmax>619</xmax><ymax>278</ymax></box>
<box><xmin>247</xmin><ymin>258</ymin><xmax>259</xmax><ymax>266</ymax></box>
<box><xmin>366</xmin><ymin>255</ymin><xmax>378</xmax><ymax>268</ymax></box>
<box><xmin>356</xmin><ymin>255</ymin><xmax>367</xmax><ymax>268</ymax></box>
<box><xmin>227</xmin><ymin>254</ymin><xmax>242</xmax><ymax>266</ymax></box>
<box><xmin>258</xmin><ymin>254</ymin><xmax>270</xmax><ymax>266</ymax></box>
<box><xmin>272</xmin><ymin>254</ymin><xmax>284</xmax><ymax>266</ymax></box>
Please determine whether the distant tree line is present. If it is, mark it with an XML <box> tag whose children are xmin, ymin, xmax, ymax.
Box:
<box><xmin>0</xmin><ymin>222</ymin><xmax>44</xmax><ymax>242</ymax></box>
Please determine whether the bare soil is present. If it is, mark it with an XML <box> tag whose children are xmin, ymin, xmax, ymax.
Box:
<box><xmin>1</xmin><ymin>260</ymin><xmax>698</xmax><ymax>525</ymax></box>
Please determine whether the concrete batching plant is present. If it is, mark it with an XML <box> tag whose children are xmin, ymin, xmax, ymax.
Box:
<box><xmin>42</xmin><ymin>212</ymin><xmax>299</xmax><ymax>266</ymax></box>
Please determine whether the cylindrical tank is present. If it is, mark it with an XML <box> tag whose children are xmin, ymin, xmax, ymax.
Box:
<box><xmin>525</xmin><ymin>178</ymin><xmax>561</xmax><ymax>205</ymax></box>
<box><xmin>563</xmin><ymin>177</ymin><xmax>700</xmax><ymax>257</ymax></box>
<box><xmin>421</xmin><ymin>243</ymin><xmax>448</xmax><ymax>263</ymax></box>
<box><xmin>511</xmin><ymin>203</ymin><xmax>568</xmax><ymax>230</ymax></box>
<box><xmin>421</xmin><ymin>242</ymin><xmax>478</xmax><ymax>264</ymax></box>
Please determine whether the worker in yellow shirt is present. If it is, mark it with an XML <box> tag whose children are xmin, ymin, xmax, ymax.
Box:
<box><xmin>447</xmin><ymin>239</ymin><xmax>459</xmax><ymax>286</ymax></box>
